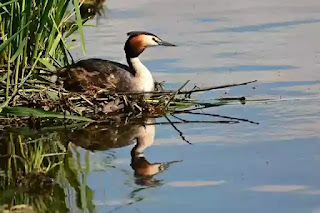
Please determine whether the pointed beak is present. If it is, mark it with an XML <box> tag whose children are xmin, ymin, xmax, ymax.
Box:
<box><xmin>158</xmin><ymin>40</ymin><xmax>176</xmax><ymax>46</ymax></box>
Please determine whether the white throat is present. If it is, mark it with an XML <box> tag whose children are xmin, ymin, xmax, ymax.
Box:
<box><xmin>129</xmin><ymin>57</ymin><xmax>155</xmax><ymax>92</ymax></box>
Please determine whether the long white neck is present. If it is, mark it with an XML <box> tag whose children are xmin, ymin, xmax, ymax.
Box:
<box><xmin>128</xmin><ymin>57</ymin><xmax>155</xmax><ymax>92</ymax></box>
<box><xmin>129</xmin><ymin>57</ymin><xmax>148</xmax><ymax>76</ymax></box>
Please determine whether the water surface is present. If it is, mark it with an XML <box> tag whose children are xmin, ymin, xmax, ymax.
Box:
<box><xmin>3</xmin><ymin>0</ymin><xmax>320</xmax><ymax>212</ymax></box>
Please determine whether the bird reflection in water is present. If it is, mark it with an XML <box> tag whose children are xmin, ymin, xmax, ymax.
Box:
<box><xmin>65</xmin><ymin>116</ymin><xmax>181</xmax><ymax>186</ymax></box>
<box><xmin>130</xmin><ymin>122</ymin><xmax>181</xmax><ymax>186</ymax></box>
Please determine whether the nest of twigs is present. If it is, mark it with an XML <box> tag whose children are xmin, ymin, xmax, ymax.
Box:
<box><xmin>14</xmin><ymin>79</ymin><xmax>254</xmax><ymax>115</ymax></box>
<box><xmin>0</xmin><ymin>78</ymin><xmax>260</xmax><ymax>146</ymax></box>
<box><xmin>17</xmin><ymin>90</ymin><xmax>167</xmax><ymax>118</ymax></box>
<box><xmin>1</xmin><ymin>74</ymin><xmax>257</xmax><ymax>129</ymax></box>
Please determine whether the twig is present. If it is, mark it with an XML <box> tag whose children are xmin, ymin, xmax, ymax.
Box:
<box><xmin>172</xmin><ymin>97</ymin><xmax>245</xmax><ymax>112</ymax></box>
<box><xmin>181</xmin><ymin>80</ymin><xmax>257</xmax><ymax>95</ymax></box>
<box><xmin>164</xmin><ymin>114</ymin><xmax>192</xmax><ymax>145</ymax></box>
<box><xmin>169</xmin><ymin>113</ymin><xmax>189</xmax><ymax>122</ymax></box>
<box><xmin>147</xmin><ymin>120</ymin><xmax>239</xmax><ymax>125</ymax></box>
<box><xmin>48</xmin><ymin>54</ymin><xmax>63</xmax><ymax>68</ymax></box>
<box><xmin>104</xmin><ymin>80</ymin><xmax>257</xmax><ymax>96</ymax></box>
<box><xmin>164</xmin><ymin>80</ymin><xmax>190</xmax><ymax>108</ymax></box>
<box><xmin>177</xmin><ymin>111</ymin><xmax>259</xmax><ymax>125</ymax></box>
<box><xmin>80</xmin><ymin>95</ymin><xmax>94</xmax><ymax>106</ymax></box>
<box><xmin>185</xmin><ymin>85</ymin><xmax>200</xmax><ymax>98</ymax></box>
<box><xmin>66</xmin><ymin>48</ymin><xmax>75</xmax><ymax>64</ymax></box>
<box><xmin>218</xmin><ymin>97</ymin><xmax>246</xmax><ymax>101</ymax></box>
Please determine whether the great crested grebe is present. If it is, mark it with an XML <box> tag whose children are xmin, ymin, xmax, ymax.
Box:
<box><xmin>57</xmin><ymin>31</ymin><xmax>175</xmax><ymax>92</ymax></box>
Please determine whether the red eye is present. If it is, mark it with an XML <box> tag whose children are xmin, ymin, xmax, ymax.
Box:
<box><xmin>152</xmin><ymin>37</ymin><xmax>156</xmax><ymax>41</ymax></box>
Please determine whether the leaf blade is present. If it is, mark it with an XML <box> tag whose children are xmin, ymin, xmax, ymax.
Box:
<box><xmin>2</xmin><ymin>106</ymin><xmax>94</xmax><ymax>122</ymax></box>
<box><xmin>73</xmin><ymin>0</ymin><xmax>86</xmax><ymax>54</ymax></box>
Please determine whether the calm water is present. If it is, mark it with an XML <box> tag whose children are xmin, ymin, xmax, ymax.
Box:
<box><xmin>74</xmin><ymin>0</ymin><xmax>320</xmax><ymax>212</ymax></box>
<box><xmin>3</xmin><ymin>0</ymin><xmax>320</xmax><ymax>212</ymax></box>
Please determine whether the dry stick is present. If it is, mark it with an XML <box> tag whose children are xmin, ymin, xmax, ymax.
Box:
<box><xmin>170</xmin><ymin>111</ymin><xmax>254</xmax><ymax>127</ymax></box>
<box><xmin>80</xmin><ymin>95</ymin><xmax>94</xmax><ymax>106</ymax></box>
<box><xmin>164</xmin><ymin>114</ymin><xmax>192</xmax><ymax>145</ymax></box>
<box><xmin>191</xmin><ymin>111</ymin><xmax>258</xmax><ymax>124</ymax></box>
<box><xmin>93</xmin><ymin>116</ymin><xmax>240</xmax><ymax>126</ymax></box>
<box><xmin>48</xmin><ymin>54</ymin><xmax>62</xmax><ymax>68</ymax></box>
<box><xmin>170</xmin><ymin>113</ymin><xmax>189</xmax><ymax>122</ymax></box>
<box><xmin>173</xmin><ymin>111</ymin><xmax>259</xmax><ymax>125</ymax></box>
<box><xmin>172</xmin><ymin>98</ymin><xmax>241</xmax><ymax>113</ymax></box>
<box><xmin>180</xmin><ymin>80</ymin><xmax>257</xmax><ymax>95</ymax></box>
<box><xmin>219</xmin><ymin>97</ymin><xmax>246</xmax><ymax>101</ymax></box>
<box><xmin>146</xmin><ymin>120</ymin><xmax>240</xmax><ymax>125</ymax></box>
<box><xmin>104</xmin><ymin>80</ymin><xmax>257</xmax><ymax>96</ymax></box>
<box><xmin>164</xmin><ymin>80</ymin><xmax>190</xmax><ymax>109</ymax></box>
<box><xmin>65</xmin><ymin>47</ymin><xmax>75</xmax><ymax>64</ymax></box>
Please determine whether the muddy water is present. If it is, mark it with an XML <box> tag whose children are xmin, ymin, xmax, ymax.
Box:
<box><xmin>3</xmin><ymin>0</ymin><xmax>320</xmax><ymax>212</ymax></box>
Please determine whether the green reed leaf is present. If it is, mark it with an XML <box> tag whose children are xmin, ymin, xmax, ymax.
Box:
<box><xmin>2</xmin><ymin>106</ymin><xmax>93</xmax><ymax>122</ymax></box>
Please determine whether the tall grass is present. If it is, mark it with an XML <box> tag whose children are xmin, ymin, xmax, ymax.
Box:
<box><xmin>0</xmin><ymin>0</ymin><xmax>85</xmax><ymax>111</ymax></box>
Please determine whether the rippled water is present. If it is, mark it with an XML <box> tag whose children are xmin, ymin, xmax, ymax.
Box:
<box><xmin>3</xmin><ymin>0</ymin><xmax>320</xmax><ymax>212</ymax></box>
<box><xmin>70</xmin><ymin>1</ymin><xmax>320</xmax><ymax>212</ymax></box>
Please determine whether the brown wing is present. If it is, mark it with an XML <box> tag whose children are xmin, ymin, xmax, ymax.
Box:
<box><xmin>57</xmin><ymin>58</ymin><xmax>133</xmax><ymax>92</ymax></box>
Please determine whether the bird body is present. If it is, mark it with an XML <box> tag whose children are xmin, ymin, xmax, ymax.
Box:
<box><xmin>57</xmin><ymin>31</ymin><xmax>175</xmax><ymax>93</ymax></box>
<box><xmin>57</xmin><ymin>58</ymin><xmax>154</xmax><ymax>92</ymax></box>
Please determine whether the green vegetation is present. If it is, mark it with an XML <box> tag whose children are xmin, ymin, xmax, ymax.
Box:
<box><xmin>0</xmin><ymin>0</ymin><xmax>85</xmax><ymax>111</ymax></box>
<box><xmin>0</xmin><ymin>129</ymin><xmax>97</xmax><ymax>212</ymax></box>
<box><xmin>0</xmin><ymin>1</ymin><xmax>98</xmax><ymax>211</ymax></box>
